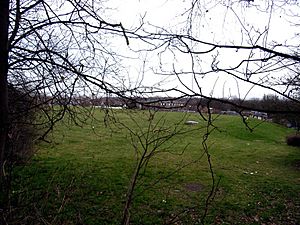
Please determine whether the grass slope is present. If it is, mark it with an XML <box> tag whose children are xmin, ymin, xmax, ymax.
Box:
<box><xmin>10</xmin><ymin>110</ymin><xmax>300</xmax><ymax>224</ymax></box>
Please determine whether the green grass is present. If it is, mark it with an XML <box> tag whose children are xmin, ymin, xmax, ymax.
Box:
<box><xmin>9</xmin><ymin>110</ymin><xmax>300</xmax><ymax>224</ymax></box>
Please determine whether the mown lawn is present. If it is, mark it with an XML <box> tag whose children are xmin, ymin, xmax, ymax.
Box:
<box><xmin>10</xmin><ymin>109</ymin><xmax>300</xmax><ymax>224</ymax></box>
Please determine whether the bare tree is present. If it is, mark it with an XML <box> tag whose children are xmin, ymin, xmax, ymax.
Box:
<box><xmin>125</xmin><ymin>0</ymin><xmax>300</xmax><ymax>110</ymax></box>
<box><xmin>0</xmin><ymin>0</ymin><xmax>132</xmax><ymax>180</ymax></box>
<box><xmin>102</xmin><ymin>109</ymin><xmax>212</xmax><ymax>225</ymax></box>
<box><xmin>0</xmin><ymin>0</ymin><xmax>10</xmax><ymax>180</ymax></box>
<box><xmin>0</xmin><ymin>0</ymin><xmax>137</xmax><ymax>222</ymax></box>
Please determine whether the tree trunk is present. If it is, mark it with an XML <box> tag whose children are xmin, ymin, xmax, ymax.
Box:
<box><xmin>0</xmin><ymin>0</ymin><xmax>9</xmax><ymax>180</ymax></box>
<box><xmin>0</xmin><ymin>0</ymin><xmax>10</xmax><ymax>223</ymax></box>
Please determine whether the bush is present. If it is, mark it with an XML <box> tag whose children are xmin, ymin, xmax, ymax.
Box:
<box><xmin>8</xmin><ymin>85</ymin><xmax>38</xmax><ymax>164</ymax></box>
<box><xmin>286</xmin><ymin>134</ymin><xmax>300</xmax><ymax>147</ymax></box>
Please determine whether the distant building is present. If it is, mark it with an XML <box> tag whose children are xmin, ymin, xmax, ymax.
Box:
<box><xmin>250</xmin><ymin>111</ymin><xmax>268</xmax><ymax>120</ymax></box>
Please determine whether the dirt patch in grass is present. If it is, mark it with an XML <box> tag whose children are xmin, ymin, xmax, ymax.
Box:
<box><xmin>184</xmin><ymin>183</ymin><xmax>204</xmax><ymax>192</ymax></box>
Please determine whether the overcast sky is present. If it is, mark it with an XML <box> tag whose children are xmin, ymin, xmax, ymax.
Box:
<box><xmin>102</xmin><ymin>0</ymin><xmax>299</xmax><ymax>99</ymax></box>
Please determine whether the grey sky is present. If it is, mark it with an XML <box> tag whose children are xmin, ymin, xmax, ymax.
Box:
<box><xmin>103</xmin><ymin>0</ymin><xmax>299</xmax><ymax>99</ymax></box>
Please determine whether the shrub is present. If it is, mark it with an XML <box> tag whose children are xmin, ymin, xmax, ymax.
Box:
<box><xmin>8</xmin><ymin>85</ymin><xmax>38</xmax><ymax>164</ymax></box>
<box><xmin>286</xmin><ymin>134</ymin><xmax>300</xmax><ymax>147</ymax></box>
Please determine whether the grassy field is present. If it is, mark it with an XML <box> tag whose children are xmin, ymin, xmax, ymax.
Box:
<box><xmin>10</xmin><ymin>109</ymin><xmax>300</xmax><ymax>224</ymax></box>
